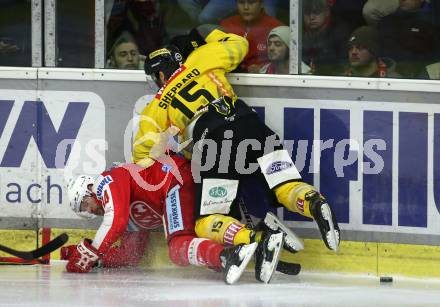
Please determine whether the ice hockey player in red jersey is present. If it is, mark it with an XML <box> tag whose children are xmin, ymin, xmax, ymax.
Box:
<box><xmin>62</xmin><ymin>154</ymin><xmax>282</xmax><ymax>284</ymax></box>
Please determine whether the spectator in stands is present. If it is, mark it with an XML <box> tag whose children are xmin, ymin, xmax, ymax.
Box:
<box><xmin>259</xmin><ymin>25</ymin><xmax>311</xmax><ymax>75</ymax></box>
<box><xmin>342</xmin><ymin>26</ymin><xmax>400</xmax><ymax>78</ymax></box>
<box><xmin>0</xmin><ymin>0</ymin><xmax>31</xmax><ymax>67</ymax></box>
<box><xmin>302</xmin><ymin>0</ymin><xmax>351</xmax><ymax>76</ymax></box>
<box><xmin>106</xmin><ymin>0</ymin><xmax>164</xmax><ymax>56</ymax></box>
<box><xmin>378</xmin><ymin>0</ymin><xmax>437</xmax><ymax>78</ymax></box>
<box><xmin>0</xmin><ymin>38</ymin><xmax>20</xmax><ymax>55</ymax></box>
<box><xmin>177</xmin><ymin>0</ymin><xmax>288</xmax><ymax>25</ymax></box>
<box><xmin>177</xmin><ymin>0</ymin><xmax>236</xmax><ymax>25</ymax></box>
<box><xmin>56</xmin><ymin>0</ymin><xmax>95</xmax><ymax>68</ymax></box>
<box><xmin>330</xmin><ymin>0</ymin><xmax>368</xmax><ymax>30</ymax></box>
<box><xmin>418</xmin><ymin>61</ymin><xmax>440</xmax><ymax>79</ymax></box>
<box><xmin>363</xmin><ymin>0</ymin><xmax>399</xmax><ymax>25</ymax></box>
<box><xmin>106</xmin><ymin>31</ymin><xmax>143</xmax><ymax>69</ymax></box>
<box><xmin>220</xmin><ymin>0</ymin><xmax>283</xmax><ymax>73</ymax></box>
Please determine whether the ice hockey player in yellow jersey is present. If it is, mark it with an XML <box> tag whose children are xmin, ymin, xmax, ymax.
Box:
<box><xmin>134</xmin><ymin>25</ymin><xmax>340</xmax><ymax>281</ymax></box>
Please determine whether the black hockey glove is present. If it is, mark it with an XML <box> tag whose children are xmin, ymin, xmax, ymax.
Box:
<box><xmin>170</xmin><ymin>28</ymin><xmax>206</xmax><ymax>59</ymax></box>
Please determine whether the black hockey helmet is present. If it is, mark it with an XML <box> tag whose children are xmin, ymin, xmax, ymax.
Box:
<box><xmin>144</xmin><ymin>45</ymin><xmax>184</xmax><ymax>87</ymax></box>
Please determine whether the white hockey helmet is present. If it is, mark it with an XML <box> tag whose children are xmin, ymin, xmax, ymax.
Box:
<box><xmin>67</xmin><ymin>175</ymin><xmax>96</xmax><ymax>219</ymax></box>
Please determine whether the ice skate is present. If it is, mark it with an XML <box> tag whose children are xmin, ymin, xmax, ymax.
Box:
<box><xmin>220</xmin><ymin>242</ymin><xmax>258</xmax><ymax>285</ymax></box>
<box><xmin>263</xmin><ymin>211</ymin><xmax>304</xmax><ymax>252</ymax></box>
<box><xmin>255</xmin><ymin>231</ymin><xmax>284</xmax><ymax>283</ymax></box>
<box><xmin>309</xmin><ymin>195</ymin><xmax>340</xmax><ymax>252</ymax></box>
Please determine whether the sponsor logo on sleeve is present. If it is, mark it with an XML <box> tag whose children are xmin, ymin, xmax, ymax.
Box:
<box><xmin>96</xmin><ymin>175</ymin><xmax>113</xmax><ymax>200</ymax></box>
<box><xmin>166</xmin><ymin>185</ymin><xmax>184</xmax><ymax>234</ymax></box>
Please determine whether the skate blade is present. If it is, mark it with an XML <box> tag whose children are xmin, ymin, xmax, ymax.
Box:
<box><xmin>321</xmin><ymin>203</ymin><xmax>339</xmax><ymax>252</ymax></box>
<box><xmin>264</xmin><ymin>212</ymin><xmax>304</xmax><ymax>251</ymax></box>
<box><xmin>225</xmin><ymin>242</ymin><xmax>258</xmax><ymax>285</ymax></box>
<box><xmin>259</xmin><ymin>232</ymin><xmax>284</xmax><ymax>284</ymax></box>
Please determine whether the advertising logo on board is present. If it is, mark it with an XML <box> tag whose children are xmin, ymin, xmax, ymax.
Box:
<box><xmin>0</xmin><ymin>90</ymin><xmax>105</xmax><ymax>214</ymax></box>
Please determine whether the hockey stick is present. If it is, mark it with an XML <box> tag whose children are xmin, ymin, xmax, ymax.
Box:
<box><xmin>0</xmin><ymin>233</ymin><xmax>68</xmax><ymax>261</ymax></box>
<box><xmin>0</xmin><ymin>257</ymin><xmax>49</xmax><ymax>265</ymax></box>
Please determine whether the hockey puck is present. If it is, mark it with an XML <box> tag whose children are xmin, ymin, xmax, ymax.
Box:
<box><xmin>380</xmin><ymin>276</ymin><xmax>393</xmax><ymax>283</ymax></box>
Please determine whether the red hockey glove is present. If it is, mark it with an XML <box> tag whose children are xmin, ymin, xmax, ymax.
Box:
<box><xmin>66</xmin><ymin>239</ymin><xmax>100</xmax><ymax>273</ymax></box>
<box><xmin>60</xmin><ymin>245</ymin><xmax>77</xmax><ymax>260</ymax></box>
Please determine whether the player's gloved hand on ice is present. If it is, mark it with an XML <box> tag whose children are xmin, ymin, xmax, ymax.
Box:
<box><xmin>66</xmin><ymin>239</ymin><xmax>99</xmax><ymax>273</ymax></box>
<box><xmin>60</xmin><ymin>245</ymin><xmax>77</xmax><ymax>260</ymax></box>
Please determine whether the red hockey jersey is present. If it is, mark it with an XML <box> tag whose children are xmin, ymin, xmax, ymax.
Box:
<box><xmin>90</xmin><ymin>155</ymin><xmax>196</xmax><ymax>255</ymax></box>
<box><xmin>220</xmin><ymin>12</ymin><xmax>283</xmax><ymax>72</ymax></box>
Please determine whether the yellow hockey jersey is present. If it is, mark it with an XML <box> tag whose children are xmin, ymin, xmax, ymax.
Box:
<box><xmin>133</xmin><ymin>29</ymin><xmax>249</xmax><ymax>166</ymax></box>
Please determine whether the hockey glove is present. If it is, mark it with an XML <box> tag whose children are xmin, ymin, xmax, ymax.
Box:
<box><xmin>66</xmin><ymin>239</ymin><xmax>99</xmax><ymax>273</ymax></box>
<box><xmin>170</xmin><ymin>28</ymin><xmax>206</xmax><ymax>58</ymax></box>
<box><xmin>60</xmin><ymin>245</ymin><xmax>77</xmax><ymax>260</ymax></box>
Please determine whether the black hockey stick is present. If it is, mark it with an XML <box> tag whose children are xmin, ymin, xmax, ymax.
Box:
<box><xmin>0</xmin><ymin>233</ymin><xmax>68</xmax><ymax>261</ymax></box>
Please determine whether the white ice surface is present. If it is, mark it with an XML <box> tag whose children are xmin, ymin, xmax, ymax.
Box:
<box><xmin>1</xmin><ymin>261</ymin><xmax>440</xmax><ymax>307</ymax></box>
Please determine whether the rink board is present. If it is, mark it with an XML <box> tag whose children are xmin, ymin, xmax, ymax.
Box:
<box><xmin>1</xmin><ymin>68</ymin><xmax>440</xmax><ymax>276</ymax></box>
<box><xmin>1</xmin><ymin>229</ymin><xmax>440</xmax><ymax>278</ymax></box>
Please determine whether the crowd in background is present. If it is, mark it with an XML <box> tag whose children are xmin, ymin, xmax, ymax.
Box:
<box><xmin>1</xmin><ymin>0</ymin><xmax>440</xmax><ymax>79</ymax></box>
